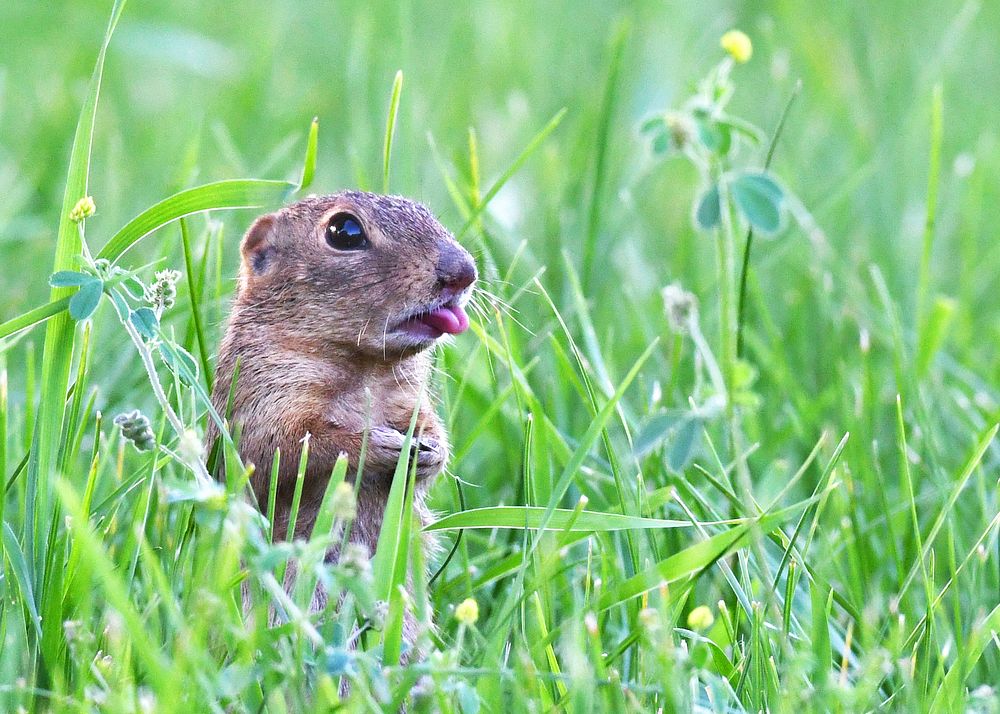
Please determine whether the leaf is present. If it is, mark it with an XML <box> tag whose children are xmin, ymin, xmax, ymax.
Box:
<box><xmin>651</xmin><ymin>130</ymin><xmax>670</xmax><ymax>155</ymax></box>
<box><xmin>640</xmin><ymin>115</ymin><xmax>666</xmax><ymax>134</ymax></box>
<box><xmin>809</xmin><ymin>578</ymin><xmax>833</xmax><ymax>683</ymax></box>
<box><xmin>96</xmin><ymin>179</ymin><xmax>296</xmax><ymax>263</ymax></box>
<box><xmin>694</xmin><ymin>115</ymin><xmax>731</xmax><ymax>154</ymax></box>
<box><xmin>641</xmin><ymin>116</ymin><xmax>670</xmax><ymax>154</ymax></box>
<box><xmin>695</xmin><ymin>184</ymin><xmax>721</xmax><ymax>230</ymax></box>
<box><xmin>56</xmin><ymin>481</ymin><xmax>172</xmax><ymax>690</ymax></box>
<box><xmin>308</xmin><ymin>454</ymin><xmax>349</xmax><ymax>541</ymax></box>
<box><xmin>667</xmin><ymin>416</ymin><xmax>702</xmax><ymax>472</ymax></box>
<box><xmin>5</xmin><ymin>179</ymin><xmax>298</xmax><ymax>342</ymax></box>
<box><xmin>526</xmin><ymin>339</ymin><xmax>658</xmax><ymax>546</ymax></box>
<box><xmin>325</xmin><ymin>648</ymin><xmax>357</xmax><ymax>677</ymax></box>
<box><xmin>49</xmin><ymin>270</ymin><xmax>97</xmax><ymax>288</ymax></box>
<box><xmin>179</xmin><ymin>218</ymin><xmax>212</xmax><ymax>384</ymax></box>
<box><xmin>730</xmin><ymin>171</ymin><xmax>785</xmax><ymax>234</ymax></box>
<box><xmin>68</xmin><ymin>280</ymin><xmax>103</xmax><ymax>321</ymax></box>
<box><xmin>425</xmin><ymin>506</ymin><xmax>696</xmax><ymax>532</ymax></box>
<box><xmin>371</xmin><ymin>405</ymin><xmax>421</xmax><ymax>603</ymax></box>
<box><xmin>108</xmin><ymin>289</ymin><xmax>130</xmax><ymax>322</ymax></box>
<box><xmin>130</xmin><ymin>307</ymin><xmax>159</xmax><ymax>341</ymax></box>
<box><xmin>714</xmin><ymin>113</ymin><xmax>766</xmax><ymax>145</ymax></box>
<box><xmin>159</xmin><ymin>342</ymin><xmax>200</xmax><ymax>385</ymax></box>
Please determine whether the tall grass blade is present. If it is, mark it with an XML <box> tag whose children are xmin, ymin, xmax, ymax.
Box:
<box><xmin>98</xmin><ymin>179</ymin><xmax>296</xmax><ymax>262</ymax></box>
<box><xmin>28</xmin><ymin>2</ymin><xmax>127</xmax><ymax>681</ymax></box>
<box><xmin>425</xmin><ymin>506</ymin><xmax>702</xmax><ymax>532</ymax></box>
<box><xmin>382</xmin><ymin>71</ymin><xmax>403</xmax><ymax>194</ymax></box>
<box><xmin>299</xmin><ymin>117</ymin><xmax>319</xmax><ymax>192</ymax></box>
<box><xmin>456</xmin><ymin>108</ymin><xmax>567</xmax><ymax>240</ymax></box>
<box><xmin>581</xmin><ymin>21</ymin><xmax>629</xmax><ymax>291</ymax></box>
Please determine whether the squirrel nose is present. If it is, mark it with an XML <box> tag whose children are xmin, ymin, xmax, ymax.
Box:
<box><xmin>436</xmin><ymin>242</ymin><xmax>477</xmax><ymax>293</ymax></box>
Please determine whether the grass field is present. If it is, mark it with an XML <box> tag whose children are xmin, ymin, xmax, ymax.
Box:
<box><xmin>1</xmin><ymin>0</ymin><xmax>999</xmax><ymax>711</ymax></box>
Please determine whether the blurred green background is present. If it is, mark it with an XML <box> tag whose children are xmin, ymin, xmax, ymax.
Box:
<box><xmin>3</xmin><ymin>1</ymin><xmax>996</xmax><ymax>309</ymax></box>
<box><xmin>1</xmin><ymin>0</ymin><xmax>997</xmax><ymax>503</ymax></box>
<box><xmin>2</xmin><ymin>2</ymin><xmax>1000</xmax><ymax>705</ymax></box>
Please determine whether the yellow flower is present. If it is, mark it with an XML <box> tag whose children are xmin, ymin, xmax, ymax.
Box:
<box><xmin>687</xmin><ymin>604</ymin><xmax>715</xmax><ymax>631</ymax></box>
<box><xmin>720</xmin><ymin>30</ymin><xmax>753</xmax><ymax>64</ymax></box>
<box><xmin>455</xmin><ymin>597</ymin><xmax>479</xmax><ymax>626</ymax></box>
<box><xmin>69</xmin><ymin>196</ymin><xmax>96</xmax><ymax>223</ymax></box>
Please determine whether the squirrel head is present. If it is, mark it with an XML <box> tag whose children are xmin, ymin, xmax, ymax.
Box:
<box><xmin>236</xmin><ymin>191</ymin><xmax>477</xmax><ymax>360</ymax></box>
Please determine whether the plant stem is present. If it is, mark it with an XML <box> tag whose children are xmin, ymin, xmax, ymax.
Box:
<box><xmin>719</xmin><ymin>180</ymin><xmax>758</xmax><ymax>517</ymax></box>
<box><xmin>736</xmin><ymin>80</ymin><xmax>802</xmax><ymax>358</ymax></box>
<box><xmin>716</xmin><ymin>180</ymin><xmax>737</xmax><ymax>418</ymax></box>
<box><xmin>121</xmin><ymin>315</ymin><xmax>211</xmax><ymax>483</ymax></box>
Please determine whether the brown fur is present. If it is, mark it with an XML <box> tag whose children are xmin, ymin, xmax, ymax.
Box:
<box><xmin>208</xmin><ymin>191</ymin><xmax>476</xmax><ymax>617</ymax></box>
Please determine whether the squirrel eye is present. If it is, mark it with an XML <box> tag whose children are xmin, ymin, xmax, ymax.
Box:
<box><xmin>326</xmin><ymin>213</ymin><xmax>368</xmax><ymax>251</ymax></box>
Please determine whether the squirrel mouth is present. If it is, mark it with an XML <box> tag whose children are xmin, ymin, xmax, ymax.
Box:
<box><xmin>393</xmin><ymin>300</ymin><xmax>470</xmax><ymax>340</ymax></box>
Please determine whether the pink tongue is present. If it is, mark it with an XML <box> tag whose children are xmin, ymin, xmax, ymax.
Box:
<box><xmin>421</xmin><ymin>304</ymin><xmax>470</xmax><ymax>335</ymax></box>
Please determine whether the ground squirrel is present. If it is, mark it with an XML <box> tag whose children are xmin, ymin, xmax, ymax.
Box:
<box><xmin>208</xmin><ymin>190</ymin><xmax>476</xmax><ymax>585</ymax></box>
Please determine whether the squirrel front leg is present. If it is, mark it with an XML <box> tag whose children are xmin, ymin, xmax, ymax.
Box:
<box><xmin>363</xmin><ymin>423</ymin><xmax>448</xmax><ymax>483</ymax></box>
<box><xmin>302</xmin><ymin>418</ymin><xmax>447</xmax><ymax>487</ymax></box>
<box><xmin>299</xmin><ymin>420</ymin><xmax>445</xmax><ymax>554</ymax></box>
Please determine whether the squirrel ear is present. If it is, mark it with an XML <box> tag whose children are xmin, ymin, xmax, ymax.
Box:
<box><xmin>242</xmin><ymin>214</ymin><xmax>276</xmax><ymax>275</ymax></box>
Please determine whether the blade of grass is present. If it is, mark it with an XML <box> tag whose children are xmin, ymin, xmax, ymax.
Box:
<box><xmin>2</xmin><ymin>180</ymin><xmax>297</xmax><ymax>343</ymax></box>
<box><xmin>298</xmin><ymin>117</ymin><xmax>319</xmax><ymax>193</ymax></box>
<box><xmin>1</xmin><ymin>522</ymin><xmax>42</xmax><ymax>640</ymax></box>
<box><xmin>56</xmin><ymin>479</ymin><xmax>171</xmax><ymax>690</ymax></box>
<box><xmin>527</xmin><ymin>338</ymin><xmax>658</xmax><ymax>550</ymax></box>
<box><xmin>382</xmin><ymin>459</ymin><xmax>418</xmax><ymax>666</ymax></box>
<box><xmin>371</xmin><ymin>399</ymin><xmax>421</xmax><ymax>602</ymax></box>
<box><xmin>29</xmin><ymin>2</ymin><xmax>127</xmax><ymax>680</ymax></box>
<box><xmin>382</xmin><ymin>71</ymin><xmax>403</xmax><ymax>194</ymax></box>
<box><xmin>0</xmin><ymin>298</ymin><xmax>71</xmax><ymax>342</ymax></box>
<box><xmin>895</xmin><ymin>396</ymin><xmax>935</xmax><ymax>613</ymax></box>
<box><xmin>425</xmin><ymin>507</ymin><xmax>707</xmax><ymax>532</ymax></box>
<box><xmin>481</xmin><ymin>339</ymin><xmax>657</xmax><ymax>646</ymax></box>
<box><xmin>896</xmin><ymin>421</ymin><xmax>997</xmax><ymax>600</ymax></box>
<box><xmin>456</xmin><ymin>108</ymin><xmax>567</xmax><ymax>240</ymax></box>
<box><xmin>929</xmin><ymin>602</ymin><xmax>1000</xmax><ymax>713</ymax></box>
<box><xmin>97</xmin><ymin>179</ymin><xmax>296</xmax><ymax>263</ymax></box>
<box><xmin>581</xmin><ymin>21</ymin><xmax>629</xmax><ymax>291</ymax></box>
<box><xmin>179</xmin><ymin>218</ymin><xmax>211</xmax><ymax>386</ymax></box>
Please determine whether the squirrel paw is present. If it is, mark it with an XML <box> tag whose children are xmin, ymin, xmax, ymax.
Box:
<box><xmin>366</xmin><ymin>426</ymin><xmax>445</xmax><ymax>481</ymax></box>
<box><xmin>410</xmin><ymin>434</ymin><xmax>445</xmax><ymax>481</ymax></box>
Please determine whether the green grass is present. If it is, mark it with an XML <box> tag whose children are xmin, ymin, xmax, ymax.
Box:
<box><xmin>2</xmin><ymin>0</ymin><xmax>999</xmax><ymax>711</ymax></box>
